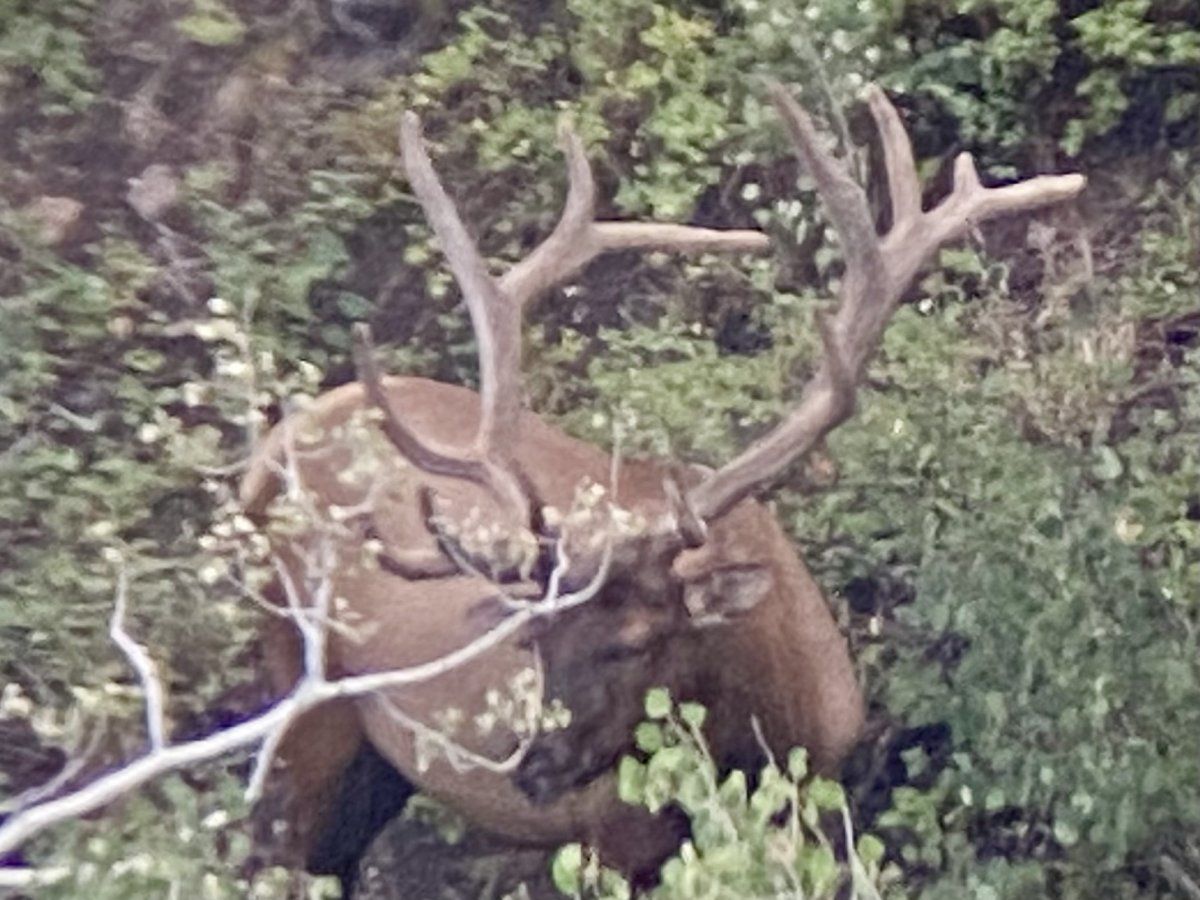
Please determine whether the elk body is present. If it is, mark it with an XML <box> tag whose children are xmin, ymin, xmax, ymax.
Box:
<box><xmin>242</xmin><ymin>83</ymin><xmax>1084</xmax><ymax>892</ymax></box>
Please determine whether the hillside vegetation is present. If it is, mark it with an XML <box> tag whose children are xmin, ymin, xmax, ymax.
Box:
<box><xmin>1</xmin><ymin>0</ymin><xmax>1197</xmax><ymax>897</ymax></box>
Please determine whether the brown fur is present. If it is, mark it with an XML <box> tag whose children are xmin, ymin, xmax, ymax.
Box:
<box><xmin>242</xmin><ymin>376</ymin><xmax>864</xmax><ymax>879</ymax></box>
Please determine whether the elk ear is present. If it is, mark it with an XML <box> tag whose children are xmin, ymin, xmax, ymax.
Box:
<box><xmin>682</xmin><ymin>564</ymin><xmax>773</xmax><ymax>626</ymax></box>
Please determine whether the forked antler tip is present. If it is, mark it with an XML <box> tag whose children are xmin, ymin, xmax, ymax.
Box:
<box><xmin>952</xmin><ymin>152</ymin><xmax>982</xmax><ymax>193</ymax></box>
<box><xmin>554</xmin><ymin>115</ymin><xmax>581</xmax><ymax>146</ymax></box>
<box><xmin>864</xmin><ymin>84</ymin><xmax>904</xmax><ymax>124</ymax></box>
<box><xmin>952</xmin><ymin>151</ymin><xmax>1087</xmax><ymax>209</ymax></box>
<box><xmin>1059</xmin><ymin>172</ymin><xmax>1088</xmax><ymax>194</ymax></box>
<box><xmin>556</xmin><ymin>120</ymin><xmax>590</xmax><ymax>179</ymax></box>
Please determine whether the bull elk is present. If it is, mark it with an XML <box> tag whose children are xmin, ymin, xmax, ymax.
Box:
<box><xmin>241</xmin><ymin>81</ymin><xmax>1084</xmax><ymax>893</ymax></box>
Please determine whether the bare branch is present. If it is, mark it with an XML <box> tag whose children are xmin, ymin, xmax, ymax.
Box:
<box><xmin>0</xmin><ymin>686</ymin><xmax>301</xmax><ymax>857</ymax></box>
<box><xmin>109</xmin><ymin>565</ymin><xmax>167</xmax><ymax>750</ymax></box>
<box><xmin>244</xmin><ymin>713</ymin><xmax>290</xmax><ymax>804</ymax></box>
<box><xmin>369</xmin><ymin>660</ymin><xmax>542</xmax><ymax>778</ymax></box>
<box><xmin>0</xmin><ymin>501</ymin><xmax>618</xmax><ymax>860</ymax></box>
<box><xmin>0</xmin><ymin>566</ymin><xmax>595</xmax><ymax>857</ymax></box>
<box><xmin>327</xmin><ymin>534</ymin><xmax>613</xmax><ymax>701</ymax></box>
<box><xmin>0</xmin><ymin>866</ymin><xmax>71</xmax><ymax>890</ymax></box>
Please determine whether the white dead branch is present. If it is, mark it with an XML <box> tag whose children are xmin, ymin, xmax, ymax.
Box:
<box><xmin>0</xmin><ymin>527</ymin><xmax>612</xmax><ymax>860</ymax></box>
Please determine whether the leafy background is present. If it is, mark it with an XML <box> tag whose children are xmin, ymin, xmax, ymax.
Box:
<box><xmin>0</xmin><ymin>0</ymin><xmax>1197</xmax><ymax>896</ymax></box>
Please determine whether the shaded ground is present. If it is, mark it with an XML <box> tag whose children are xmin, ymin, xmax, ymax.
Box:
<box><xmin>353</xmin><ymin>813</ymin><xmax>559</xmax><ymax>900</ymax></box>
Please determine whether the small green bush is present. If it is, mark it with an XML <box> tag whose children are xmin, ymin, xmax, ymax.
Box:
<box><xmin>552</xmin><ymin>691</ymin><xmax>898</xmax><ymax>899</ymax></box>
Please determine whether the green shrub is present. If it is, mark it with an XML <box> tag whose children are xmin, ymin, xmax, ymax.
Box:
<box><xmin>0</xmin><ymin>0</ymin><xmax>98</xmax><ymax>114</ymax></box>
<box><xmin>789</xmin><ymin>233</ymin><xmax>1200</xmax><ymax>895</ymax></box>
<box><xmin>26</xmin><ymin>769</ymin><xmax>330</xmax><ymax>899</ymax></box>
<box><xmin>552</xmin><ymin>691</ymin><xmax>898</xmax><ymax>899</ymax></box>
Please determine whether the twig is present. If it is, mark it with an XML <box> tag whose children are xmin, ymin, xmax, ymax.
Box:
<box><xmin>243</xmin><ymin>534</ymin><xmax>338</xmax><ymax>798</ymax></box>
<box><xmin>109</xmin><ymin>565</ymin><xmax>167</xmax><ymax>750</ymax></box>
<box><xmin>0</xmin><ymin>866</ymin><xmax>71</xmax><ymax>890</ymax></box>
<box><xmin>244</xmin><ymin>715</ymin><xmax>291</xmax><ymax>804</ymax></box>
<box><xmin>750</xmin><ymin>714</ymin><xmax>777</xmax><ymax>769</ymax></box>
<box><xmin>843</xmin><ymin>807</ymin><xmax>884</xmax><ymax>900</ymax></box>
<box><xmin>369</xmin><ymin>691</ymin><xmax>535</xmax><ymax>776</ymax></box>
<box><xmin>0</xmin><ymin>721</ymin><xmax>106</xmax><ymax>815</ymax></box>
<box><xmin>370</xmin><ymin>644</ymin><xmax>548</xmax><ymax>777</ymax></box>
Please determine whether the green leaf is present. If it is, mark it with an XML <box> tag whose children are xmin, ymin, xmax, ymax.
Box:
<box><xmin>1053</xmin><ymin>819</ymin><xmax>1080</xmax><ymax>847</ymax></box>
<box><xmin>808</xmin><ymin>778</ymin><xmax>846</xmax><ymax>811</ymax></box>
<box><xmin>1092</xmin><ymin>445</ymin><xmax>1123</xmax><ymax>481</ymax></box>
<box><xmin>718</xmin><ymin>769</ymin><xmax>748</xmax><ymax>809</ymax></box>
<box><xmin>644</xmin><ymin>687</ymin><xmax>672</xmax><ymax>719</ymax></box>
<box><xmin>984</xmin><ymin>787</ymin><xmax>1006</xmax><ymax>811</ymax></box>
<box><xmin>857</xmin><ymin>834</ymin><xmax>885</xmax><ymax>867</ymax></box>
<box><xmin>551</xmin><ymin>843</ymin><xmax>583</xmax><ymax>894</ymax></box>
<box><xmin>634</xmin><ymin>721</ymin><xmax>664</xmax><ymax>753</ymax></box>
<box><xmin>648</xmin><ymin>745</ymin><xmax>687</xmax><ymax>777</ymax></box>
<box><xmin>798</xmin><ymin>844</ymin><xmax>839</xmax><ymax>893</ymax></box>
<box><xmin>617</xmin><ymin>756</ymin><xmax>646</xmax><ymax>805</ymax></box>
<box><xmin>787</xmin><ymin>747</ymin><xmax>809</xmax><ymax>780</ymax></box>
<box><xmin>175</xmin><ymin>0</ymin><xmax>246</xmax><ymax>46</ymax></box>
<box><xmin>678</xmin><ymin>701</ymin><xmax>707</xmax><ymax>729</ymax></box>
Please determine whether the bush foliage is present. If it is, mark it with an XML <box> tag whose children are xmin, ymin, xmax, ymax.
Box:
<box><xmin>551</xmin><ymin>691</ymin><xmax>895</xmax><ymax>899</ymax></box>
<box><xmin>1</xmin><ymin>0</ymin><xmax>1197</xmax><ymax>897</ymax></box>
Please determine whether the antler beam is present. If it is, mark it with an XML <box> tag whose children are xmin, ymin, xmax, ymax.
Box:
<box><xmin>687</xmin><ymin>83</ymin><xmax>1086</xmax><ymax>521</ymax></box>
<box><xmin>398</xmin><ymin>113</ymin><xmax>527</xmax><ymax>482</ymax></box>
<box><xmin>370</xmin><ymin>112</ymin><xmax>770</xmax><ymax>527</ymax></box>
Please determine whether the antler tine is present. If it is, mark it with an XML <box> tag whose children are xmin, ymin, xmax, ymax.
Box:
<box><xmin>885</xmin><ymin>142</ymin><xmax>1086</xmax><ymax>294</ymax></box>
<box><xmin>687</xmin><ymin>82</ymin><xmax>1086</xmax><ymax>522</ymax></box>
<box><xmin>766</xmin><ymin>81</ymin><xmax>886</xmax><ymax>300</ymax></box>
<box><xmin>353</xmin><ymin>324</ymin><xmax>530</xmax><ymax>520</ymax></box>
<box><xmin>394</xmin><ymin>113</ymin><xmax>771</xmax><ymax>522</ymax></box>
<box><xmin>499</xmin><ymin>122</ymin><xmax>771</xmax><ymax>310</ymax></box>
<box><xmin>497</xmin><ymin>124</ymin><xmax>598</xmax><ymax>308</ymax></box>
<box><xmin>399</xmin><ymin>112</ymin><xmax>524</xmax><ymax>466</ymax></box>
<box><xmin>399</xmin><ymin>112</ymin><xmax>507</xmax><ymax>337</ymax></box>
<box><xmin>352</xmin><ymin>323</ymin><xmax>481</xmax><ymax>481</ymax></box>
<box><xmin>865</xmin><ymin>85</ymin><xmax>922</xmax><ymax>230</ymax></box>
